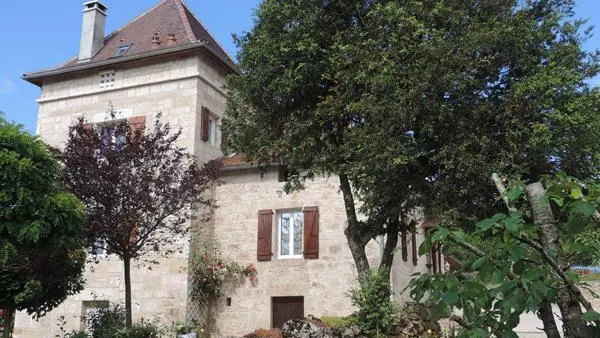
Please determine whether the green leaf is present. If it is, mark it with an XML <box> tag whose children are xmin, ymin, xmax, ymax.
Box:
<box><xmin>431</xmin><ymin>228</ymin><xmax>449</xmax><ymax>243</ymax></box>
<box><xmin>503</xmin><ymin>216</ymin><xmax>522</xmax><ymax>232</ymax></box>
<box><xmin>441</xmin><ymin>291</ymin><xmax>458</xmax><ymax>305</ymax></box>
<box><xmin>471</xmin><ymin>257</ymin><xmax>487</xmax><ymax>270</ymax></box>
<box><xmin>506</xmin><ymin>187</ymin><xmax>523</xmax><ymax>201</ymax></box>
<box><xmin>570</xmin><ymin>187</ymin><xmax>584</xmax><ymax>200</ymax></box>
<box><xmin>418</xmin><ymin>240</ymin><xmax>432</xmax><ymax>256</ymax></box>
<box><xmin>477</xmin><ymin>214</ymin><xmax>503</xmax><ymax>232</ymax></box>
<box><xmin>571</xmin><ymin>201</ymin><xmax>596</xmax><ymax>217</ymax></box>
<box><xmin>583</xmin><ymin>311</ymin><xmax>600</xmax><ymax>321</ymax></box>
<box><xmin>450</xmin><ymin>231</ymin><xmax>467</xmax><ymax>244</ymax></box>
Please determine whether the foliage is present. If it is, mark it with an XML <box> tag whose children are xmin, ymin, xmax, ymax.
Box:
<box><xmin>0</xmin><ymin>114</ymin><xmax>86</xmax><ymax>337</ymax></box>
<box><xmin>574</xmin><ymin>229</ymin><xmax>600</xmax><ymax>265</ymax></box>
<box><xmin>223</xmin><ymin>0</ymin><xmax>600</xmax><ymax>278</ymax></box>
<box><xmin>348</xmin><ymin>269</ymin><xmax>397</xmax><ymax>336</ymax></box>
<box><xmin>190</xmin><ymin>241</ymin><xmax>257</xmax><ymax>299</ymax></box>
<box><xmin>85</xmin><ymin>303</ymin><xmax>126</xmax><ymax>338</ymax></box>
<box><xmin>320</xmin><ymin>316</ymin><xmax>352</xmax><ymax>329</ymax></box>
<box><xmin>409</xmin><ymin>174</ymin><xmax>600</xmax><ymax>337</ymax></box>
<box><xmin>61</xmin><ymin>112</ymin><xmax>220</xmax><ymax>325</ymax></box>
<box><xmin>114</xmin><ymin>320</ymin><xmax>161</xmax><ymax>338</ymax></box>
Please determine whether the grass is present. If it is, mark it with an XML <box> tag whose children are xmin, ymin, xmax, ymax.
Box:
<box><xmin>320</xmin><ymin>316</ymin><xmax>353</xmax><ymax>328</ymax></box>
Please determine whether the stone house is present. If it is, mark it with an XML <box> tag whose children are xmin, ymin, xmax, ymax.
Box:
<box><xmin>17</xmin><ymin>1</ymin><xmax>431</xmax><ymax>337</ymax></box>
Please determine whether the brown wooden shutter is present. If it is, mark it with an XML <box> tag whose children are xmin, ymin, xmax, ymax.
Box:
<box><xmin>128</xmin><ymin>116</ymin><xmax>146</xmax><ymax>137</ymax></box>
<box><xmin>401</xmin><ymin>229</ymin><xmax>408</xmax><ymax>262</ymax></box>
<box><xmin>303</xmin><ymin>206</ymin><xmax>319</xmax><ymax>259</ymax></box>
<box><xmin>257</xmin><ymin>209</ymin><xmax>273</xmax><ymax>261</ymax></box>
<box><xmin>411</xmin><ymin>225</ymin><xmax>418</xmax><ymax>266</ymax></box>
<box><xmin>201</xmin><ymin>107</ymin><xmax>209</xmax><ymax>142</ymax></box>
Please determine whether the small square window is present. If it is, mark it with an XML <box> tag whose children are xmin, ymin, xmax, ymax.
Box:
<box><xmin>112</xmin><ymin>44</ymin><xmax>132</xmax><ymax>58</ymax></box>
<box><xmin>278</xmin><ymin>210</ymin><xmax>303</xmax><ymax>258</ymax></box>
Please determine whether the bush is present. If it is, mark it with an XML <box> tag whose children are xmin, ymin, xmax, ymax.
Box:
<box><xmin>320</xmin><ymin>316</ymin><xmax>352</xmax><ymax>328</ymax></box>
<box><xmin>348</xmin><ymin>269</ymin><xmax>396</xmax><ymax>337</ymax></box>
<box><xmin>85</xmin><ymin>303</ymin><xmax>126</xmax><ymax>338</ymax></box>
<box><xmin>114</xmin><ymin>320</ymin><xmax>161</xmax><ymax>338</ymax></box>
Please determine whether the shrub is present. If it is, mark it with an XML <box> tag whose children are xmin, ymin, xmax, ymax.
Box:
<box><xmin>85</xmin><ymin>303</ymin><xmax>126</xmax><ymax>338</ymax></box>
<box><xmin>114</xmin><ymin>320</ymin><xmax>161</xmax><ymax>338</ymax></box>
<box><xmin>320</xmin><ymin>316</ymin><xmax>352</xmax><ymax>328</ymax></box>
<box><xmin>348</xmin><ymin>269</ymin><xmax>396</xmax><ymax>337</ymax></box>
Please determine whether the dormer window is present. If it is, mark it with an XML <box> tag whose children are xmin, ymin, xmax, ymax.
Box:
<box><xmin>112</xmin><ymin>44</ymin><xmax>132</xmax><ymax>58</ymax></box>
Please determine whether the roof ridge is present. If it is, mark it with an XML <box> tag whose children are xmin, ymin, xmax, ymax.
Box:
<box><xmin>179</xmin><ymin>0</ymin><xmax>235</xmax><ymax>62</ymax></box>
<box><xmin>103</xmin><ymin>0</ymin><xmax>170</xmax><ymax>41</ymax></box>
<box><xmin>173</xmin><ymin>0</ymin><xmax>196</xmax><ymax>43</ymax></box>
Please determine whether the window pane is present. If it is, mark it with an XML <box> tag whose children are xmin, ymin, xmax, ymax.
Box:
<box><xmin>280</xmin><ymin>215</ymin><xmax>290</xmax><ymax>256</ymax></box>
<box><xmin>293</xmin><ymin>212</ymin><xmax>303</xmax><ymax>255</ymax></box>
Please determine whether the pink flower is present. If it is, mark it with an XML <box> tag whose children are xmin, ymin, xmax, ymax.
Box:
<box><xmin>249</xmin><ymin>276</ymin><xmax>255</xmax><ymax>282</ymax></box>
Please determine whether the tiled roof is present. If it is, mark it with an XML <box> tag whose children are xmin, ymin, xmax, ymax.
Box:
<box><xmin>220</xmin><ymin>153</ymin><xmax>253</xmax><ymax>168</ymax></box>
<box><xmin>24</xmin><ymin>0</ymin><xmax>234</xmax><ymax>81</ymax></box>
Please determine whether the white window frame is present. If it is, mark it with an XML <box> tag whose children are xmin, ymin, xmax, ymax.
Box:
<box><xmin>277</xmin><ymin>210</ymin><xmax>304</xmax><ymax>259</ymax></box>
<box><xmin>208</xmin><ymin>116</ymin><xmax>217</xmax><ymax>146</ymax></box>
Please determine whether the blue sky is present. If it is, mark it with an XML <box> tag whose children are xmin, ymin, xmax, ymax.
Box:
<box><xmin>0</xmin><ymin>0</ymin><xmax>598</xmax><ymax>133</ymax></box>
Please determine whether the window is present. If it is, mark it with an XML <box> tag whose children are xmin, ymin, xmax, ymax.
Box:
<box><xmin>99</xmin><ymin>70</ymin><xmax>116</xmax><ymax>89</ymax></box>
<box><xmin>80</xmin><ymin>300</ymin><xmax>109</xmax><ymax>330</ymax></box>
<box><xmin>97</xmin><ymin>119</ymin><xmax>127</xmax><ymax>150</ymax></box>
<box><xmin>278</xmin><ymin>210</ymin><xmax>303</xmax><ymax>258</ymax></box>
<box><xmin>257</xmin><ymin>207</ymin><xmax>319</xmax><ymax>261</ymax></box>
<box><xmin>112</xmin><ymin>44</ymin><xmax>132</xmax><ymax>58</ymax></box>
<box><xmin>200</xmin><ymin>106</ymin><xmax>219</xmax><ymax>146</ymax></box>
<box><xmin>208</xmin><ymin>116</ymin><xmax>217</xmax><ymax>146</ymax></box>
<box><xmin>91</xmin><ymin>237</ymin><xmax>108</xmax><ymax>257</ymax></box>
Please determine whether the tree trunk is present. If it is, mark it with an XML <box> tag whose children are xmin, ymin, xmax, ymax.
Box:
<box><xmin>2</xmin><ymin>306</ymin><xmax>15</xmax><ymax>338</ymax></box>
<box><xmin>339</xmin><ymin>174</ymin><xmax>370</xmax><ymax>277</ymax></box>
<box><xmin>538</xmin><ymin>300</ymin><xmax>561</xmax><ymax>338</ymax></box>
<box><xmin>525</xmin><ymin>182</ymin><xmax>589</xmax><ymax>338</ymax></box>
<box><xmin>379</xmin><ymin>221</ymin><xmax>399</xmax><ymax>283</ymax></box>
<box><xmin>123</xmin><ymin>257</ymin><xmax>133</xmax><ymax>327</ymax></box>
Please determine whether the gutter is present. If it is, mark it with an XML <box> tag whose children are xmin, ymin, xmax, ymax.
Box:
<box><xmin>22</xmin><ymin>42</ymin><xmax>239</xmax><ymax>86</ymax></box>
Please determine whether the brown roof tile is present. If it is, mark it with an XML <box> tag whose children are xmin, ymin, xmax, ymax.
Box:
<box><xmin>220</xmin><ymin>153</ymin><xmax>253</xmax><ymax>168</ymax></box>
<box><xmin>28</xmin><ymin>0</ymin><xmax>234</xmax><ymax>76</ymax></box>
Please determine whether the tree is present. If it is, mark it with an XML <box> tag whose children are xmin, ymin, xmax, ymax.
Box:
<box><xmin>61</xmin><ymin>113</ymin><xmax>220</xmax><ymax>327</ymax></box>
<box><xmin>0</xmin><ymin>114</ymin><xmax>86</xmax><ymax>338</ymax></box>
<box><xmin>223</xmin><ymin>0</ymin><xmax>600</xmax><ymax>282</ymax></box>
<box><xmin>410</xmin><ymin>174</ymin><xmax>600</xmax><ymax>337</ymax></box>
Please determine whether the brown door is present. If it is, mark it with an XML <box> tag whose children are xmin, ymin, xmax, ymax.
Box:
<box><xmin>272</xmin><ymin>296</ymin><xmax>304</xmax><ymax>329</ymax></box>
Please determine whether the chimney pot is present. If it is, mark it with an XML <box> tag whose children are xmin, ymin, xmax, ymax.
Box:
<box><xmin>78</xmin><ymin>1</ymin><xmax>108</xmax><ymax>62</ymax></box>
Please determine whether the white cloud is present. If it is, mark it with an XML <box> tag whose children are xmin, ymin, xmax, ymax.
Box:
<box><xmin>0</xmin><ymin>78</ymin><xmax>15</xmax><ymax>95</ymax></box>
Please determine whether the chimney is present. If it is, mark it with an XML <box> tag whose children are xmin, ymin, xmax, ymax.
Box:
<box><xmin>79</xmin><ymin>1</ymin><xmax>108</xmax><ymax>62</ymax></box>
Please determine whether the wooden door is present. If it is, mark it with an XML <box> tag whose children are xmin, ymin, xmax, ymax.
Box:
<box><xmin>272</xmin><ymin>296</ymin><xmax>304</xmax><ymax>329</ymax></box>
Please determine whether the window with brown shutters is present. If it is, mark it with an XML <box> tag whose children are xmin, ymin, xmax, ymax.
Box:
<box><xmin>201</xmin><ymin>107</ymin><xmax>210</xmax><ymax>142</ymax></box>
<box><xmin>257</xmin><ymin>209</ymin><xmax>273</xmax><ymax>261</ymax></box>
<box><xmin>303</xmin><ymin>206</ymin><xmax>319</xmax><ymax>259</ymax></box>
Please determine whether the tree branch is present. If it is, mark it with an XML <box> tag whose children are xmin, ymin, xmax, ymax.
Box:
<box><xmin>512</xmin><ymin>233</ymin><xmax>596</xmax><ymax>314</ymax></box>
<box><xmin>449</xmin><ymin>315</ymin><xmax>472</xmax><ymax>330</ymax></box>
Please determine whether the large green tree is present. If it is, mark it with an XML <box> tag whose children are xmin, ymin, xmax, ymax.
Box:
<box><xmin>0</xmin><ymin>114</ymin><xmax>86</xmax><ymax>338</ymax></box>
<box><xmin>223</xmin><ymin>0</ymin><xmax>600</xmax><ymax>283</ymax></box>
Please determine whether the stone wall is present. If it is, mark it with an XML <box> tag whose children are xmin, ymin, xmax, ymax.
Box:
<box><xmin>14</xmin><ymin>51</ymin><xmax>228</xmax><ymax>338</ymax></box>
<box><xmin>209</xmin><ymin>167</ymin><xmax>429</xmax><ymax>337</ymax></box>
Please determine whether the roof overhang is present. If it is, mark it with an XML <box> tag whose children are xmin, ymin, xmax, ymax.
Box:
<box><xmin>22</xmin><ymin>42</ymin><xmax>239</xmax><ymax>87</ymax></box>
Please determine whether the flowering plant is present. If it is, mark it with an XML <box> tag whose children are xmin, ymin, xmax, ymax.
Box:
<box><xmin>191</xmin><ymin>250</ymin><xmax>258</xmax><ymax>299</ymax></box>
